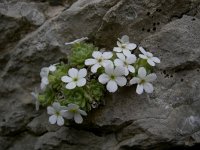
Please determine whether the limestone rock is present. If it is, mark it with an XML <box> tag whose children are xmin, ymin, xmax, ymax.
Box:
<box><xmin>0</xmin><ymin>0</ymin><xmax>200</xmax><ymax>150</ymax></box>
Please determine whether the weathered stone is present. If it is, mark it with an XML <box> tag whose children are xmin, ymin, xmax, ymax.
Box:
<box><xmin>87</xmin><ymin>15</ymin><xmax>200</xmax><ymax>149</ymax></box>
<box><xmin>34</xmin><ymin>127</ymin><xmax>105</xmax><ymax>150</ymax></box>
<box><xmin>0</xmin><ymin>0</ymin><xmax>200</xmax><ymax>149</ymax></box>
<box><xmin>141</xmin><ymin>15</ymin><xmax>200</xmax><ymax>71</ymax></box>
<box><xmin>8</xmin><ymin>133</ymin><xmax>37</xmax><ymax>150</ymax></box>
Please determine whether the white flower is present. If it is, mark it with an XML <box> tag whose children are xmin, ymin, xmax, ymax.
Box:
<box><xmin>30</xmin><ymin>89</ymin><xmax>40</xmax><ymax>111</ymax></box>
<box><xmin>40</xmin><ymin>67</ymin><xmax>49</xmax><ymax>90</ymax></box>
<box><xmin>114</xmin><ymin>53</ymin><xmax>136</xmax><ymax>76</ymax></box>
<box><xmin>130</xmin><ymin>67</ymin><xmax>157</xmax><ymax>94</ymax></box>
<box><xmin>139</xmin><ymin>47</ymin><xmax>160</xmax><ymax>66</ymax></box>
<box><xmin>85</xmin><ymin>51</ymin><xmax>113</xmax><ymax>73</ymax></box>
<box><xmin>98</xmin><ymin>65</ymin><xmax>127</xmax><ymax>93</ymax></box>
<box><xmin>64</xmin><ymin>103</ymin><xmax>87</xmax><ymax>124</ymax></box>
<box><xmin>113</xmin><ymin>35</ymin><xmax>137</xmax><ymax>56</ymax></box>
<box><xmin>61</xmin><ymin>68</ymin><xmax>87</xmax><ymax>89</ymax></box>
<box><xmin>49</xmin><ymin>64</ymin><xmax>56</xmax><ymax>72</ymax></box>
<box><xmin>40</xmin><ymin>64</ymin><xmax>58</xmax><ymax>90</ymax></box>
<box><xmin>65</xmin><ymin>37</ymin><xmax>88</xmax><ymax>45</ymax></box>
<box><xmin>47</xmin><ymin>102</ymin><xmax>67</xmax><ymax>126</ymax></box>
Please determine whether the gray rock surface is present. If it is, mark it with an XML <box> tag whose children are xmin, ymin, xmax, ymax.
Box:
<box><xmin>0</xmin><ymin>0</ymin><xmax>200</xmax><ymax>150</ymax></box>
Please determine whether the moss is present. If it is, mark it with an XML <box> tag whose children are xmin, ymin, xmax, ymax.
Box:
<box><xmin>68</xmin><ymin>43</ymin><xmax>97</xmax><ymax>68</ymax></box>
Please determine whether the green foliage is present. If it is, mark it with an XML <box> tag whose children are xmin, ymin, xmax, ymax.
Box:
<box><xmin>38</xmin><ymin>63</ymin><xmax>69</xmax><ymax>106</ymax></box>
<box><xmin>134</xmin><ymin>58</ymin><xmax>153</xmax><ymax>75</ymax></box>
<box><xmin>68</xmin><ymin>43</ymin><xmax>97</xmax><ymax>68</ymax></box>
<box><xmin>86</xmin><ymin>79</ymin><xmax>105</xmax><ymax>102</ymax></box>
<box><xmin>59</xmin><ymin>79</ymin><xmax>105</xmax><ymax>111</ymax></box>
<box><xmin>48</xmin><ymin>63</ymin><xmax>69</xmax><ymax>90</ymax></box>
<box><xmin>61</xmin><ymin>87</ymin><xmax>88</xmax><ymax>109</ymax></box>
<box><xmin>38</xmin><ymin>87</ymin><xmax>55</xmax><ymax>106</ymax></box>
<box><xmin>38</xmin><ymin>47</ymin><xmax>106</xmax><ymax>111</ymax></box>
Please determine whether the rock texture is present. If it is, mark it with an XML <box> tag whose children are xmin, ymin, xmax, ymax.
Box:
<box><xmin>0</xmin><ymin>0</ymin><xmax>200</xmax><ymax>150</ymax></box>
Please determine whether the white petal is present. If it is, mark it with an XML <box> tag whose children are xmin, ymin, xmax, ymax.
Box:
<box><xmin>151</xmin><ymin>57</ymin><xmax>160</xmax><ymax>63</ymax></box>
<box><xmin>40</xmin><ymin>67</ymin><xmax>49</xmax><ymax>78</ymax></box>
<box><xmin>102</xmin><ymin>52</ymin><xmax>113</xmax><ymax>59</ymax></box>
<box><xmin>60</xmin><ymin>110</ymin><xmax>67</xmax><ymax>116</ymax></box>
<box><xmin>146</xmin><ymin>52</ymin><xmax>153</xmax><ymax>57</ymax></box>
<box><xmin>77</xmin><ymin>78</ymin><xmax>86</xmax><ymax>87</ymax></box>
<box><xmin>35</xmin><ymin>100</ymin><xmax>40</xmax><ymax>111</ymax></box>
<box><xmin>68</xmin><ymin>103</ymin><xmax>79</xmax><ymax>110</ymax></box>
<box><xmin>78</xmin><ymin>68</ymin><xmax>87</xmax><ymax>78</ymax></box>
<box><xmin>126</xmin><ymin>55</ymin><xmax>136</xmax><ymax>64</ymax></box>
<box><xmin>123</xmin><ymin>49</ymin><xmax>131</xmax><ymax>56</ymax></box>
<box><xmin>117</xmin><ymin>41</ymin><xmax>122</xmax><ymax>47</ymax></box>
<box><xmin>68</xmin><ymin>68</ymin><xmax>78</xmax><ymax>78</ymax></box>
<box><xmin>115</xmin><ymin>77</ymin><xmax>127</xmax><ymax>86</ymax></box>
<box><xmin>124</xmin><ymin>67</ymin><xmax>129</xmax><ymax>76</ymax></box>
<box><xmin>105</xmin><ymin>65</ymin><xmax>114</xmax><ymax>75</ymax></box>
<box><xmin>78</xmin><ymin>109</ymin><xmax>87</xmax><ymax>116</ymax></box>
<box><xmin>74</xmin><ymin>113</ymin><xmax>83</xmax><ymax>124</ymax></box>
<box><xmin>106</xmin><ymin>80</ymin><xmax>118</xmax><ymax>93</ymax></box>
<box><xmin>114</xmin><ymin>59</ymin><xmax>124</xmax><ymax>66</ymax></box>
<box><xmin>52</xmin><ymin>102</ymin><xmax>61</xmax><ymax>111</ymax></box>
<box><xmin>49</xmin><ymin>115</ymin><xmax>57</xmax><ymax>124</ymax></box>
<box><xmin>57</xmin><ymin>116</ymin><xmax>64</xmax><ymax>126</ymax></box>
<box><xmin>66</xmin><ymin>82</ymin><xmax>76</xmax><ymax>89</ymax></box>
<box><xmin>136</xmin><ymin>84</ymin><xmax>144</xmax><ymax>94</ymax></box>
<box><xmin>40</xmin><ymin>82</ymin><xmax>46</xmax><ymax>90</ymax></box>
<box><xmin>98</xmin><ymin>74</ymin><xmax>110</xmax><ymax>84</ymax></box>
<box><xmin>65</xmin><ymin>37</ymin><xmax>88</xmax><ymax>45</ymax></box>
<box><xmin>91</xmin><ymin>63</ymin><xmax>101</xmax><ymax>73</ymax></box>
<box><xmin>145</xmin><ymin>73</ymin><xmax>157</xmax><ymax>82</ymax></box>
<box><xmin>114</xmin><ymin>66</ymin><xmax>125</xmax><ymax>76</ymax></box>
<box><xmin>116</xmin><ymin>53</ymin><xmax>126</xmax><ymax>61</ymax></box>
<box><xmin>102</xmin><ymin>60</ymin><xmax>113</xmax><ymax>68</ymax></box>
<box><xmin>126</xmin><ymin>43</ymin><xmax>137</xmax><ymax>50</ymax></box>
<box><xmin>47</xmin><ymin>106</ymin><xmax>55</xmax><ymax>115</ymax></box>
<box><xmin>138</xmin><ymin>67</ymin><xmax>146</xmax><ymax>79</ymax></box>
<box><xmin>61</xmin><ymin>76</ymin><xmax>72</xmax><ymax>83</ymax></box>
<box><xmin>92</xmin><ymin>51</ymin><xmax>102</xmax><ymax>59</ymax></box>
<box><xmin>85</xmin><ymin>59</ymin><xmax>97</xmax><ymax>65</ymax></box>
<box><xmin>139</xmin><ymin>54</ymin><xmax>148</xmax><ymax>59</ymax></box>
<box><xmin>147</xmin><ymin>59</ymin><xmax>155</xmax><ymax>66</ymax></box>
<box><xmin>49</xmin><ymin>65</ymin><xmax>56</xmax><ymax>72</ymax></box>
<box><xmin>113</xmin><ymin>47</ymin><xmax>122</xmax><ymax>52</ymax></box>
<box><xmin>60</xmin><ymin>106</ymin><xmax>67</xmax><ymax>110</ymax></box>
<box><xmin>143</xmin><ymin>83</ymin><xmax>154</xmax><ymax>93</ymax></box>
<box><xmin>31</xmin><ymin>92</ymin><xmax>38</xmax><ymax>99</ymax></box>
<box><xmin>63</xmin><ymin>111</ymin><xmax>74</xmax><ymax>119</ymax></box>
<box><xmin>121</xmin><ymin>35</ymin><xmax>129</xmax><ymax>43</ymax></box>
<box><xmin>42</xmin><ymin>77</ymin><xmax>49</xmax><ymax>85</ymax></box>
<box><xmin>128</xmin><ymin>65</ymin><xmax>135</xmax><ymax>73</ymax></box>
<box><xmin>130</xmin><ymin>77</ymin><xmax>141</xmax><ymax>85</ymax></box>
<box><xmin>139</xmin><ymin>47</ymin><xmax>147</xmax><ymax>55</ymax></box>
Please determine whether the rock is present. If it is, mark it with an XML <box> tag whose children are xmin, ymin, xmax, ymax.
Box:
<box><xmin>141</xmin><ymin>15</ymin><xmax>200</xmax><ymax>71</ymax></box>
<box><xmin>27</xmin><ymin>112</ymin><xmax>61</xmax><ymax>135</ymax></box>
<box><xmin>34</xmin><ymin>127</ymin><xmax>105</xmax><ymax>150</ymax></box>
<box><xmin>87</xmin><ymin>15</ymin><xmax>200</xmax><ymax>149</ymax></box>
<box><xmin>0</xmin><ymin>1</ymin><xmax>46</xmax><ymax>25</ymax></box>
<box><xmin>8</xmin><ymin>133</ymin><xmax>37</xmax><ymax>150</ymax></box>
<box><xmin>0</xmin><ymin>0</ymin><xmax>200</xmax><ymax>149</ymax></box>
<box><xmin>0</xmin><ymin>98</ymin><xmax>36</xmax><ymax>136</ymax></box>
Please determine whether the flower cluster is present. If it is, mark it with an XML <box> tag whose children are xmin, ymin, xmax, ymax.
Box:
<box><xmin>31</xmin><ymin>35</ymin><xmax>160</xmax><ymax>126</ymax></box>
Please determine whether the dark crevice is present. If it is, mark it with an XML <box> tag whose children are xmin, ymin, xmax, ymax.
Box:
<box><xmin>66</xmin><ymin>120</ymin><xmax>134</xmax><ymax>137</ymax></box>
<box><xmin>120</xmin><ymin>143</ymin><xmax>200</xmax><ymax>150</ymax></box>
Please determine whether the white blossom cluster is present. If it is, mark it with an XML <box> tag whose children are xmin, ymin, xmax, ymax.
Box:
<box><xmin>85</xmin><ymin>35</ymin><xmax>160</xmax><ymax>93</ymax></box>
<box><xmin>32</xmin><ymin>35</ymin><xmax>160</xmax><ymax>126</ymax></box>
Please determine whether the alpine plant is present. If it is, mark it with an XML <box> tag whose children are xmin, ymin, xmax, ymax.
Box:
<box><xmin>31</xmin><ymin>35</ymin><xmax>160</xmax><ymax>126</ymax></box>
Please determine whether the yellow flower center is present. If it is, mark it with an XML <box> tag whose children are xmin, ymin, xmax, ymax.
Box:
<box><xmin>110</xmin><ymin>75</ymin><xmax>115</xmax><ymax>80</ymax></box>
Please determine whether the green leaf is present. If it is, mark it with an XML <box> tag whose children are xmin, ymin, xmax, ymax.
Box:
<box><xmin>68</xmin><ymin>42</ymin><xmax>97</xmax><ymax>68</ymax></box>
